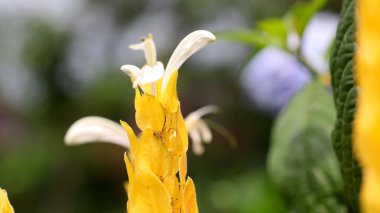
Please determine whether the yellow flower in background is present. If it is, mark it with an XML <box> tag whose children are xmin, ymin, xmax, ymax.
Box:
<box><xmin>0</xmin><ymin>188</ymin><xmax>14</xmax><ymax>213</ymax></box>
<box><xmin>65</xmin><ymin>30</ymin><xmax>215</xmax><ymax>213</ymax></box>
<box><xmin>356</xmin><ymin>1</ymin><xmax>380</xmax><ymax>212</ymax></box>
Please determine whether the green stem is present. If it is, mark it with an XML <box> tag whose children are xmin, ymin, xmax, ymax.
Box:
<box><xmin>284</xmin><ymin>47</ymin><xmax>320</xmax><ymax>79</ymax></box>
<box><xmin>294</xmin><ymin>53</ymin><xmax>320</xmax><ymax>79</ymax></box>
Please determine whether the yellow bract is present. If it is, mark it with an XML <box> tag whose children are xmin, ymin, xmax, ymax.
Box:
<box><xmin>356</xmin><ymin>0</ymin><xmax>380</xmax><ymax>212</ymax></box>
<box><xmin>120</xmin><ymin>121</ymin><xmax>138</xmax><ymax>159</ymax></box>
<box><xmin>135</xmin><ymin>130</ymin><xmax>170</xmax><ymax>180</ymax></box>
<box><xmin>128</xmin><ymin>171</ymin><xmax>172</xmax><ymax>213</ymax></box>
<box><xmin>135</xmin><ymin>92</ymin><xmax>165</xmax><ymax>132</ymax></box>
<box><xmin>0</xmin><ymin>189</ymin><xmax>14</xmax><ymax>213</ymax></box>
<box><xmin>159</xmin><ymin>70</ymin><xmax>180</xmax><ymax>113</ymax></box>
<box><xmin>183</xmin><ymin>178</ymin><xmax>199</xmax><ymax>213</ymax></box>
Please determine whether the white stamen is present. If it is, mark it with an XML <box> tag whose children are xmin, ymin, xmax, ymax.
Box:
<box><xmin>197</xmin><ymin>119</ymin><xmax>212</xmax><ymax>143</ymax></box>
<box><xmin>129</xmin><ymin>34</ymin><xmax>157</xmax><ymax>66</ymax></box>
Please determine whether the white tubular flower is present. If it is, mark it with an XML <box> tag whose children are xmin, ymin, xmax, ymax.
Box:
<box><xmin>64</xmin><ymin>116</ymin><xmax>129</xmax><ymax>148</ymax></box>
<box><xmin>185</xmin><ymin>105</ymin><xmax>219</xmax><ymax>155</ymax></box>
<box><xmin>120</xmin><ymin>30</ymin><xmax>216</xmax><ymax>94</ymax></box>
<box><xmin>121</xmin><ymin>62</ymin><xmax>165</xmax><ymax>88</ymax></box>
<box><xmin>120</xmin><ymin>34</ymin><xmax>165</xmax><ymax>91</ymax></box>
<box><xmin>161</xmin><ymin>30</ymin><xmax>216</xmax><ymax>93</ymax></box>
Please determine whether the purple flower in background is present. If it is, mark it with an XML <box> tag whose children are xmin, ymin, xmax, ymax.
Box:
<box><xmin>301</xmin><ymin>12</ymin><xmax>339</xmax><ymax>74</ymax></box>
<box><xmin>241</xmin><ymin>47</ymin><xmax>310</xmax><ymax>114</ymax></box>
<box><xmin>241</xmin><ymin>12</ymin><xmax>338</xmax><ymax>115</ymax></box>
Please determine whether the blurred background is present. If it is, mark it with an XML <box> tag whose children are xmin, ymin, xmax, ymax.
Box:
<box><xmin>0</xmin><ymin>0</ymin><xmax>342</xmax><ymax>212</ymax></box>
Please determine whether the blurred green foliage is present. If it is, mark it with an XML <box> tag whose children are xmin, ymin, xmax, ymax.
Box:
<box><xmin>217</xmin><ymin>0</ymin><xmax>357</xmax><ymax>211</ymax></box>
<box><xmin>217</xmin><ymin>0</ymin><xmax>327</xmax><ymax>52</ymax></box>
<box><xmin>268</xmin><ymin>81</ymin><xmax>345</xmax><ymax>212</ymax></box>
<box><xmin>286</xmin><ymin>0</ymin><xmax>327</xmax><ymax>36</ymax></box>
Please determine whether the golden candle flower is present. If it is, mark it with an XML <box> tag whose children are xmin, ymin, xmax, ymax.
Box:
<box><xmin>356</xmin><ymin>1</ymin><xmax>380</xmax><ymax>212</ymax></box>
<box><xmin>0</xmin><ymin>188</ymin><xmax>14</xmax><ymax>213</ymax></box>
<box><xmin>65</xmin><ymin>30</ymin><xmax>215</xmax><ymax>212</ymax></box>
<box><xmin>121</xmin><ymin>30</ymin><xmax>215</xmax><ymax>213</ymax></box>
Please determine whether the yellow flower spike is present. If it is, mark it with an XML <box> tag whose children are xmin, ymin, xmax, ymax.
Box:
<box><xmin>183</xmin><ymin>177</ymin><xmax>199</xmax><ymax>213</ymax></box>
<box><xmin>67</xmin><ymin>30</ymin><xmax>215</xmax><ymax>213</ymax></box>
<box><xmin>0</xmin><ymin>188</ymin><xmax>14</xmax><ymax>213</ymax></box>
<box><xmin>122</xmin><ymin>31</ymin><xmax>215</xmax><ymax>213</ymax></box>
<box><xmin>135</xmin><ymin>92</ymin><xmax>165</xmax><ymax>132</ymax></box>
<box><xmin>356</xmin><ymin>0</ymin><xmax>380</xmax><ymax>212</ymax></box>
<box><xmin>128</xmin><ymin>171</ymin><xmax>172</xmax><ymax>213</ymax></box>
<box><xmin>135</xmin><ymin>129</ymin><xmax>170</xmax><ymax>180</ymax></box>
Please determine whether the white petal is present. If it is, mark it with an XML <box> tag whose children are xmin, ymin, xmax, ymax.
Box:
<box><xmin>197</xmin><ymin>119</ymin><xmax>213</xmax><ymax>143</ymax></box>
<box><xmin>64</xmin><ymin>116</ymin><xmax>129</xmax><ymax>148</ymax></box>
<box><xmin>139</xmin><ymin>62</ymin><xmax>165</xmax><ymax>85</ymax></box>
<box><xmin>120</xmin><ymin>64</ymin><xmax>142</xmax><ymax>78</ymax></box>
<box><xmin>161</xmin><ymin>30</ymin><xmax>216</xmax><ymax>92</ymax></box>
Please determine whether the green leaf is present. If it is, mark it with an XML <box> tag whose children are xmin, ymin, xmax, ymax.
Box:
<box><xmin>257</xmin><ymin>18</ymin><xmax>288</xmax><ymax>44</ymax></box>
<box><xmin>217</xmin><ymin>0</ymin><xmax>326</xmax><ymax>50</ymax></box>
<box><xmin>330</xmin><ymin>0</ymin><xmax>360</xmax><ymax>212</ymax></box>
<box><xmin>286</xmin><ymin>0</ymin><xmax>327</xmax><ymax>36</ymax></box>
<box><xmin>215</xmin><ymin>29</ymin><xmax>287</xmax><ymax>49</ymax></box>
<box><xmin>268</xmin><ymin>81</ymin><xmax>346</xmax><ymax>212</ymax></box>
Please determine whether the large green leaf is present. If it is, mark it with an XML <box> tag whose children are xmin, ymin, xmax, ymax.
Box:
<box><xmin>330</xmin><ymin>0</ymin><xmax>361</xmax><ymax>212</ymax></box>
<box><xmin>268</xmin><ymin>81</ymin><xmax>346</xmax><ymax>212</ymax></box>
